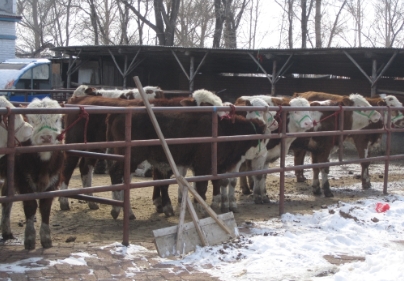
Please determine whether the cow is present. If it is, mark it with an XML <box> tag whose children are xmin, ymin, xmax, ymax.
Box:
<box><xmin>233</xmin><ymin>95</ymin><xmax>316</xmax><ymax>204</ymax></box>
<box><xmin>290</xmin><ymin>92</ymin><xmax>381</xmax><ymax>197</ymax></box>
<box><xmin>72</xmin><ymin>85</ymin><xmax>164</xmax><ymax>100</ymax></box>
<box><xmin>173</xmin><ymin>97</ymin><xmax>279</xmax><ymax>215</ymax></box>
<box><xmin>294</xmin><ymin>93</ymin><xmax>404</xmax><ymax>189</ymax></box>
<box><xmin>59</xmin><ymin>89</ymin><xmax>225</xmax><ymax>218</ymax></box>
<box><xmin>0</xmin><ymin>96</ymin><xmax>33</xmax><ymax>157</ymax></box>
<box><xmin>106</xmin><ymin>100</ymin><xmax>271</xmax><ymax>219</ymax></box>
<box><xmin>0</xmin><ymin>97</ymin><xmax>64</xmax><ymax>250</ymax></box>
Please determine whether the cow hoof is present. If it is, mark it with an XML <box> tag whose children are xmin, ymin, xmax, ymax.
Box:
<box><xmin>2</xmin><ymin>233</ymin><xmax>15</xmax><ymax>240</ymax></box>
<box><xmin>312</xmin><ymin>188</ymin><xmax>322</xmax><ymax>196</ymax></box>
<box><xmin>41</xmin><ymin>239</ymin><xmax>52</xmax><ymax>249</ymax></box>
<box><xmin>88</xmin><ymin>202</ymin><xmax>99</xmax><ymax>210</ymax></box>
<box><xmin>241</xmin><ymin>187</ymin><xmax>252</xmax><ymax>195</ymax></box>
<box><xmin>229</xmin><ymin>206</ymin><xmax>239</xmax><ymax>213</ymax></box>
<box><xmin>362</xmin><ymin>182</ymin><xmax>371</xmax><ymax>190</ymax></box>
<box><xmin>254</xmin><ymin>195</ymin><xmax>264</xmax><ymax>204</ymax></box>
<box><xmin>262</xmin><ymin>196</ymin><xmax>270</xmax><ymax>204</ymax></box>
<box><xmin>324</xmin><ymin>191</ymin><xmax>334</xmax><ymax>198</ymax></box>
<box><xmin>129</xmin><ymin>213</ymin><xmax>136</xmax><ymax>220</ymax></box>
<box><xmin>296</xmin><ymin>176</ymin><xmax>306</xmax><ymax>182</ymax></box>
<box><xmin>110</xmin><ymin>209</ymin><xmax>120</xmax><ymax>220</ymax></box>
<box><xmin>59</xmin><ymin>197</ymin><xmax>70</xmax><ymax>211</ymax></box>
<box><xmin>163</xmin><ymin>205</ymin><xmax>175</xmax><ymax>217</ymax></box>
<box><xmin>24</xmin><ymin>239</ymin><xmax>36</xmax><ymax>250</ymax></box>
<box><xmin>156</xmin><ymin>205</ymin><xmax>164</xmax><ymax>213</ymax></box>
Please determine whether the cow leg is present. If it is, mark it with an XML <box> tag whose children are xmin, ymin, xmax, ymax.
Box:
<box><xmin>353</xmin><ymin>137</ymin><xmax>372</xmax><ymax>189</ymax></box>
<box><xmin>239</xmin><ymin>161</ymin><xmax>252</xmax><ymax>195</ymax></box>
<box><xmin>294</xmin><ymin>148</ymin><xmax>307</xmax><ymax>182</ymax></box>
<box><xmin>211</xmin><ymin>179</ymin><xmax>226</xmax><ymax>212</ymax></box>
<box><xmin>195</xmin><ymin>180</ymin><xmax>209</xmax><ymax>217</ymax></box>
<box><xmin>311</xmin><ymin>153</ymin><xmax>322</xmax><ymax>196</ymax></box>
<box><xmin>228</xmin><ymin>177</ymin><xmax>239</xmax><ymax>213</ymax></box>
<box><xmin>176</xmin><ymin>166</ymin><xmax>188</xmax><ymax>203</ymax></box>
<box><xmin>59</xmin><ymin>154</ymin><xmax>80</xmax><ymax>210</ymax></box>
<box><xmin>79</xmin><ymin>157</ymin><xmax>99</xmax><ymax>210</ymax></box>
<box><xmin>321</xmin><ymin>166</ymin><xmax>333</xmax><ymax>197</ymax></box>
<box><xmin>39</xmin><ymin>196</ymin><xmax>53</xmax><ymax>248</ymax></box>
<box><xmin>153</xmin><ymin>168</ymin><xmax>174</xmax><ymax>217</ymax></box>
<box><xmin>251</xmin><ymin>155</ymin><xmax>269</xmax><ymax>204</ymax></box>
<box><xmin>23</xmin><ymin>199</ymin><xmax>38</xmax><ymax>250</ymax></box>
<box><xmin>108</xmin><ymin>161</ymin><xmax>135</xmax><ymax>220</ymax></box>
<box><xmin>1</xmin><ymin>182</ymin><xmax>13</xmax><ymax>240</ymax></box>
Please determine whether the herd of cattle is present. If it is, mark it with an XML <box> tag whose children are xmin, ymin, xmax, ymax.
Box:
<box><xmin>1</xmin><ymin>85</ymin><xmax>404</xmax><ymax>250</ymax></box>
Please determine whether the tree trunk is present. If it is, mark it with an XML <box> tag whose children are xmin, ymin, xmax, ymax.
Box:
<box><xmin>213</xmin><ymin>0</ymin><xmax>224</xmax><ymax>47</ymax></box>
<box><xmin>315</xmin><ymin>0</ymin><xmax>321</xmax><ymax>48</ymax></box>
<box><xmin>301</xmin><ymin>0</ymin><xmax>307</xmax><ymax>48</ymax></box>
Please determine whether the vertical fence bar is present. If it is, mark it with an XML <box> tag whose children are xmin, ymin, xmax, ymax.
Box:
<box><xmin>211</xmin><ymin>111</ymin><xmax>218</xmax><ymax>176</ymax></box>
<box><xmin>122</xmin><ymin>109</ymin><xmax>132</xmax><ymax>246</ymax></box>
<box><xmin>383</xmin><ymin>107</ymin><xmax>392</xmax><ymax>194</ymax></box>
<box><xmin>6</xmin><ymin>112</ymin><xmax>16</xmax><ymax>198</ymax></box>
<box><xmin>279</xmin><ymin>110</ymin><xmax>287</xmax><ymax>215</ymax></box>
<box><xmin>338</xmin><ymin>106</ymin><xmax>345</xmax><ymax>162</ymax></box>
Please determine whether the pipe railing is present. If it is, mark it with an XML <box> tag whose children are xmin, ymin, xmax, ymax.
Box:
<box><xmin>1</xmin><ymin>103</ymin><xmax>404</xmax><ymax>245</ymax></box>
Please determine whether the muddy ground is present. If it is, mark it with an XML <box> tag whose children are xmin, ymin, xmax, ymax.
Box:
<box><xmin>3</xmin><ymin>153</ymin><xmax>404</xmax><ymax>249</ymax></box>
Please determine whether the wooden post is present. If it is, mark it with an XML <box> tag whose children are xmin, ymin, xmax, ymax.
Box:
<box><xmin>371</xmin><ymin>59</ymin><xmax>377</xmax><ymax>97</ymax></box>
<box><xmin>271</xmin><ymin>60</ymin><xmax>277</xmax><ymax>96</ymax></box>
<box><xmin>189</xmin><ymin>56</ymin><xmax>195</xmax><ymax>92</ymax></box>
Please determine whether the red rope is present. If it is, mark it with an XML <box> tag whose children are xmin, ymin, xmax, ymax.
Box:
<box><xmin>220</xmin><ymin>104</ymin><xmax>236</xmax><ymax>123</ymax></box>
<box><xmin>57</xmin><ymin>106</ymin><xmax>89</xmax><ymax>143</ymax></box>
<box><xmin>312</xmin><ymin>104</ymin><xmax>343</xmax><ymax>146</ymax></box>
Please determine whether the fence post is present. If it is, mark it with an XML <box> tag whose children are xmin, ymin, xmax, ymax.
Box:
<box><xmin>122</xmin><ymin>109</ymin><xmax>132</xmax><ymax>246</ymax></box>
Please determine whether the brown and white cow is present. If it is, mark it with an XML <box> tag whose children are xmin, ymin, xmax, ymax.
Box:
<box><xmin>106</xmin><ymin>104</ymin><xmax>269</xmax><ymax>218</ymax></box>
<box><xmin>59</xmin><ymin>89</ymin><xmax>224</xmax><ymax>218</ymax></box>
<box><xmin>233</xmin><ymin>95</ymin><xmax>316</xmax><ymax>204</ymax></box>
<box><xmin>0</xmin><ymin>96</ymin><xmax>33</xmax><ymax>157</ymax></box>
<box><xmin>295</xmin><ymin>93</ymin><xmax>404</xmax><ymax>189</ymax></box>
<box><xmin>1</xmin><ymin>97</ymin><xmax>64</xmax><ymax>249</ymax></box>
<box><xmin>72</xmin><ymin>85</ymin><xmax>164</xmax><ymax>100</ymax></box>
<box><xmin>290</xmin><ymin>92</ymin><xmax>381</xmax><ymax>197</ymax></box>
<box><xmin>349</xmin><ymin>95</ymin><xmax>404</xmax><ymax>189</ymax></box>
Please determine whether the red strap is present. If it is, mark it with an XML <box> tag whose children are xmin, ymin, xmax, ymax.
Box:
<box><xmin>220</xmin><ymin>104</ymin><xmax>236</xmax><ymax>123</ymax></box>
<box><xmin>57</xmin><ymin>106</ymin><xmax>89</xmax><ymax>143</ymax></box>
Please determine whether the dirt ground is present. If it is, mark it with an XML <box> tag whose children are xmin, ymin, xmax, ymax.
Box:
<box><xmin>3</xmin><ymin>154</ymin><xmax>404</xmax><ymax>250</ymax></box>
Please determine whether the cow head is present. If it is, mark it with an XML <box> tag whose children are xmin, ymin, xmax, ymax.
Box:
<box><xmin>26</xmin><ymin>97</ymin><xmax>63</xmax><ymax>161</ymax></box>
<box><xmin>288</xmin><ymin>97</ymin><xmax>314</xmax><ymax>130</ymax></box>
<box><xmin>0</xmin><ymin>97</ymin><xmax>34</xmax><ymax>157</ymax></box>
<box><xmin>349</xmin><ymin>94</ymin><xmax>381</xmax><ymax>129</ymax></box>
<box><xmin>382</xmin><ymin>95</ymin><xmax>404</xmax><ymax>128</ymax></box>
<box><xmin>245</xmin><ymin>98</ymin><xmax>278</xmax><ymax>131</ymax></box>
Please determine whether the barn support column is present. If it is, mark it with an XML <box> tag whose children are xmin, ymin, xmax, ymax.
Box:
<box><xmin>343</xmin><ymin>51</ymin><xmax>398</xmax><ymax>97</ymax></box>
<box><xmin>171</xmin><ymin>50</ymin><xmax>209</xmax><ymax>94</ymax></box>
<box><xmin>66</xmin><ymin>50</ymin><xmax>87</xmax><ymax>88</ymax></box>
<box><xmin>108</xmin><ymin>48</ymin><xmax>144</xmax><ymax>88</ymax></box>
<box><xmin>247</xmin><ymin>53</ymin><xmax>293</xmax><ymax>95</ymax></box>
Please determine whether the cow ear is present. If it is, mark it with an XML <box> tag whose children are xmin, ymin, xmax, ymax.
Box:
<box><xmin>18</xmin><ymin>104</ymin><xmax>27</xmax><ymax>108</ymax></box>
<box><xmin>180</xmin><ymin>98</ymin><xmax>197</xmax><ymax>106</ymax></box>
<box><xmin>85</xmin><ymin>87</ymin><xmax>97</xmax><ymax>95</ymax></box>
<box><xmin>292</xmin><ymin>92</ymin><xmax>299</xmax><ymax>98</ymax></box>
<box><xmin>200</xmin><ymin>102</ymin><xmax>213</xmax><ymax>106</ymax></box>
<box><xmin>145</xmin><ymin>89</ymin><xmax>153</xmax><ymax>94</ymax></box>
<box><xmin>245</xmin><ymin>100</ymin><xmax>252</xmax><ymax>106</ymax></box>
<box><xmin>155</xmin><ymin>90</ymin><xmax>164</xmax><ymax>99</ymax></box>
<box><xmin>310</xmin><ymin>101</ymin><xmax>321</xmax><ymax>106</ymax></box>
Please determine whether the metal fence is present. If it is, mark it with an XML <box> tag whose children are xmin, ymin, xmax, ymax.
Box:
<box><xmin>1</xmin><ymin>101</ymin><xmax>404</xmax><ymax>245</ymax></box>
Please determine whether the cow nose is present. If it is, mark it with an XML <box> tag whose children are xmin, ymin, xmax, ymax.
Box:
<box><xmin>41</xmin><ymin>135</ymin><xmax>52</xmax><ymax>144</ymax></box>
<box><xmin>303</xmin><ymin>120</ymin><xmax>313</xmax><ymax>129</ymax></box>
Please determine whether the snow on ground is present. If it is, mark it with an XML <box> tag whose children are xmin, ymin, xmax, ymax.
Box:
<box><xmin>1</xmin><ymin>157</ymin><xmax>404</xmax><ymax>280</ymax></box>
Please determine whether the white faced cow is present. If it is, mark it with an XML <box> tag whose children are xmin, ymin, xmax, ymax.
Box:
<box><xmin>291</xmin><ymin>92</ymin><xmax>381</xmax><ymax>197</ymax></box>
<box><xmin>0</xmin><ymin>96</ymin><xmax>33</xmax><ymax>157</ymax></box>
<box><xmin>1</xmin><ymin>97</ymin><xmax>64</xmax><ymax>250</ymax></box>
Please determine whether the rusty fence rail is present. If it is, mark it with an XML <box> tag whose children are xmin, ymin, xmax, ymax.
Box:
<box><xmin>1</xmin><ymin>104</ymin><xmax>404</xmax><ymax>245</ymax></box>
